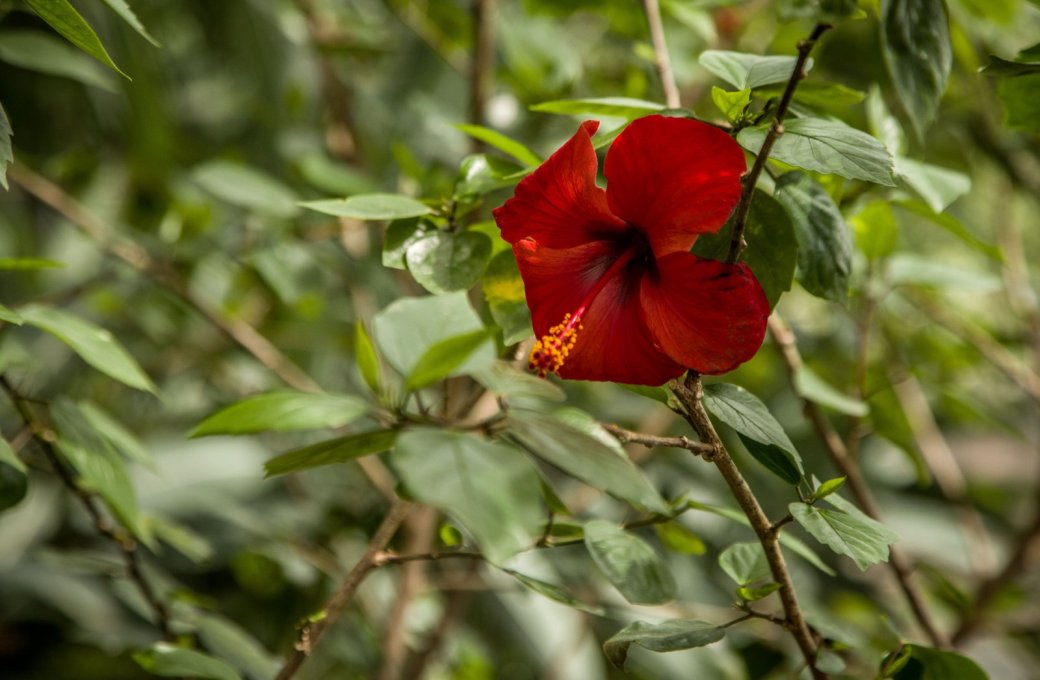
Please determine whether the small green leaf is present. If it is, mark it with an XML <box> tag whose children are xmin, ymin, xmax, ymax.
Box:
<box><xmin>20</xmin><ymin>305</ymin><xmax>156</xmax><ymax>393</ymax></box>
<box><xmin>584</xmin><ymin>520</ymin><xmax>676</xmax><ymax>605</ymax></box>
<box><xmin>192</xmin><ymin>161</ymin><xmax>300</xmax><ymax>218</ymax></box>
<box><xmin>702</xmin><ymin>383</ymin><xmax>804</xmax><ymax>484</ymax></box>
<box><xmin>0</xmin><ymin>102</ymin><xmax>11</xmax><ymax>190</ymax></box>
<box><xmin>980</xmin><ymin>55</ymin><xmax>1040</xmax><ymax>77</ymax></box>
<box><xmin>455</xmin><ymin>124</ymin><xmax>541</xmax><ymax>167</ymax></box>
<box><xmin>197</xmin><ymin>614</ymin><xmax>280</xmax><ymax>680</ymax></box>
<box><xmin>0</xmin><ymin>30</ymin><xmax>118</xmax><ymax>91</ymax></box>
<box><xmin>483</xmin><ymin>250</ymin><xmax>533</xmax><ymax>344</ymax></box>
<box><xmin>888</xmin><ymin>644</ymin><xmax>988</xmax><ymax>680</ymax></box>
<box><xmin>405</xmin><ymin>329</ymin><xmax>493</xmax><ymax>391</ymax></box>
<box><xmin>739</xmin><ymin>118</ymin><xmax>895</xmax><ymax>185</ymax></box>
<box><xmin>603</xmin><ymin>619</ymin><xmax>725</xmax><ymax>670</ymax></box>
<box><xmin>382</xmin><ymin>218</ymin><xmax>428</xmax><ymax>269</ymax></box>
<box><xmin>25</xmin><ymin>0</ymin><xmax>129</xmax><ymax>78</ymax></box>
<box><xmin>812</xmin><ymin>477</ymin><xmax>847</xmax><ymax>502</ymax></box>
<box><xmin>756</xmin><ymin>80</ymin><xmax>865</xmax><ymax>115</ymax></box>
<box><xmin>472</xmin><ymin>361</ymin><xmax>565</xmax><ymax>402</ymax></box>
<box><xmin>101</xmin><ymin>0</ymin><xmax>160</xmax><ymax>47</ymax></box>
<box><xmin>881</xmin><ymin>0</ymin><xmax>952</xmax><ymax>138</ymax></box>
<box><xmin>794</xmin><ymin>365</ymin><xmax>869</xmax><ymax>417</ymax></box>
<box><xmin>354</xmin><ymin>322</ymin><xmax>381</xmax><ymax>394</ymax></box>
<box><xmin>719</xmin><ymin>541</ymin><xmax>771</xmax><ymax>586</ymax></box>
<box><xmin>78</xmin><ymin>400</ymin><xmax>152</xmax><ymax>467</ymax></box>
<box><xmin>133</xmin><ymin>644</ymin><xmax>242</xmax><ymax>680</ymax></box>
<box><xmin>738</xmin><ymin>582</ymin><xmax>781</xmax><ymax>602</ymax></box>
<box><xmin>264</xmin><ymin>430</ymin><xmax>397</xmax><ymax>477</ymax></box>
<box><xmin>0</xmin><ymin>257</ymin><xmax>63</xmax><ymax>270</ymax></box>
<box><xmin>193</xmin><ymin>391</ymin><xmax>368</xmax><ymax>436</ymax></box>
<box><xmin>0</xmin><ymin>303</ymin><xmax>23</xmax><ymax>325</ymax></box>
<box><xmin>710</xmin><ymin>86</ymin><xmax>751</xmax><ymax>123</ymax></box>
<box><xmin>301</xmin><ymin>193</ymin><xmax>432</xmax><ymax>220</ymax></box>
<box><xmin>505</xmin><ymin>569</ymin><xmax>605</xmax><ymax>615</ymax></box>
<box><xmin>453</xmin><ymin>154</ymin><xmax>526</xmax><ymax>199</ymax></box>
<box><xmin>405</xmin><ymin>230</ymin><xmax>492</xmax><ymax>294</ymax></box>
<box><xmin>850</xmin><ymin>200</ymin><xmax>899</xmax><ymax>263</ymax></box>
<box><xmin>654</xmin><ymin>521</ymin><xmax>706</xmax><ymax>555</ymax></box>
<box><xmin>790</xmin><ymin>501</ymin><xmax>899</xmax><ymax>570</ymax></box>
<box><xmin>894</xmin><ymin>157</ymin><xmax>970</xmax><ymax>213</ymax></box>
<box><xmin>699</xmin><ymin>50</ymin><xmax>808</xmax><ymax>90</ymax></box>
<box><xmin>530</xmin><ymin>97</ymin><xmax>666</xmax><ymax>119</ymax></box>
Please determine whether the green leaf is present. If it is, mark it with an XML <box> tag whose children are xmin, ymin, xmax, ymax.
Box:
<box><xmin>192</xmin><ymin>161</ymin><xmax>300</xmax><ymax>218</ymax></box>
<box><xmin>654</xmin><ymin>521</ymin><xmax>706</xmax><ymax>555</ymax></box>
<box><xmin>755</xmin><ymin>80</ymin><xmax>865</xmax><ymax>116</ymax></box>
<box><xmin>774</xmin><ymin>171</ymin><xmax>852</xmax><ymax>303</ymax></box>
<box><xmin>507</xmin><ymin>410</ymin><xmax>669</xmax><ymax>514</ymax></box>
<box><xmin>998</xmin><ymin>73</ymin><xmax>1040</xmax><ymax>133</ymax></box>
<box><xmin>149</xmin><ymin>516</ymin><xmax>214</xmax><ymax>563</ymax></box>
<box><xmin>699</xmin><ymin>50</ymin><xmax>807</xmax><ymax>89</ymax></box>
<box><xmin>777</xmin><ymin>0</ymin><xmax>864</xmax><ymax>22</ymax></box>
<box><xmin>895</xmin><ymin>200</ymin><xmax>1002</xmax><ymax>261</ymax></box>
<box><xmin>881</xmin><ymin>0</ymin><xmax>952</xmax><ymax>138</ymax></box>
<box><xmin>405</xmin><ymin>329</ymin><xmax>493</xmax><ymax>391</ymax></box>
<box><xmin>894</xmin><ymin>157</ymin><xmax>970</xmax><ymax>213</ymax></box>
<box><xmin>78</xmin><ymin>400</ymin><xmax>153</xmax><ymax>467</ymax></box>
<box><xmin>0</xmin><ymin>30</ymin><xmax>118</xmax><ymax>92</ymax></box>
<box><xmin>719</xmin><ymin>541</ymin><xmax>771</xmax><ymax>585</ymax></box>
<box><xmin>738</xmin><ymin>118</ymin><xmax>895</xmax><ymax>185</ymax></box>
<box><xmin>583</xmin><ymin>520</ymin><xmax>676</xmax><ymax>605</ymax></box>
<box><xmin>850</xmin><ymin>200</ymin><xmax>899</xmax><ymax>263</ymax></box>
<box><xmin>371</xmin><ymin>293</ymin><xmax>494</xmax><ymax>378</ymax></box>
<box><xmin>455</xmin><ymin>124</ymin><xmax>541</xmax><ymax>167</ymax></box>
<box><xmin>0</xmin><ymin>257</ymin><xmax>63</xmax><ymax>270</ymax></box>
<box><xmin>603</xmin><ymin>619</ymin><xmax>725</xmax><ymax>670</ymax></box>
<box><xmin>301</xmin><ymin>193</ymin><xmax>432</xmax><ymax>220</ymax></box>
<box><xmin>817</xmin><ymin>648</ymin><xmax>847</xmax><ymax>674</ymax></box>
<box><xmin>812</xmin><ymin>476</ymin><xmax>847</xmax><ymax>501</ymax></box>
<box><xmin>981</xmin><ymin>55</ymin><xmax>1040</xmax><ymax>77</ymax></box>
<box><xmin>530</xmin><ymin>97</ymin><xmax>666</xmax><ymax>119</ymax></box>
<box><xmin>790</xmin><ymin>501</ymin><xmax>899</xmax><ymax>570</ymax></box>
<box><xmin>711</xmin><ymin>86</ymin><xmax>752</xmax><ymax>123</ymax></box>
<box><xmin>20</xmin><ymin>305</ymin><xmax>156</xmax><ymax>393</ymax></box>
<box><xmin>453</xmin><ymin>154</ymin><xmax>526</xmax><ymax>199</ymax></box>
<box><xmin>0</xmin><ymin>102</ymin><xmax>11</xmax><ymax>190</ymax></box>
<box><xmin>100</xmin><ymin>0</ymin><xmax>160</xmax><ymax>47</ymax></box>
<box><xmin>197</xmin><ymin>614</ymin><xmax>280</xmax><ymax>680</ymax></box>
<box><xmin>868</xmin><ymin>384</ymin><xmax>931</xmax><ymax>486</ymax></box>
<box><xmin>888</xmin><ymin>644</ymin><xmax>988</xmax><ymax>680</ymax></box>
<box><xmin>886</xmin><ymin>254</ymin><xmax>1001</xmax><ymax>292</ymax></box>
<box><xmin>392</xmin><ymin>429</ymin><xmax>544</xmax><ymax>564</ymax></box>
<box><xmin>0</xmin><ymin>303</ymin><xmax>23</xmax><ymax>325</ymax></box>
<box><xmin>0</xmin><ymin>450</ymin><xmax>28</xmax><ymax>511</ymax></box>
<box><xmin>382</xmin><ymin>218</ymin><xmax>428</xmax><ymax>269</ymax></box>
<box><xmin>193</xmin><ymin>391</ymin><xmax>369</xmax><ymax>436</ymax></box>
<box><xmin>505</xmin><ymin>569</ymin><xmax>605</xmax><ymax>615</ymax></box>
<box><xmin>25</xmin><ymin>0</ymin><xmax>129</xmax><ymax>78</ymax></box>
<box><xmin>472</xmin><ymin>361</ymin><xmax>565</xmax><ymax>402</ymax></box>
<box><xmin>738</xmin><ymin>582</ymin><xmax>781</xmax><ymax>602</ymax></box>
<box><xmin>133</xmin><ymin>644</ymin><xmax>242</xmax><ymax>680</ymax></box>
<box><xmin>264</xmin><ymin>430</ymin><xmax>397</xmax><ymax>477</ymax></box>
<box><xmin>405</xmin><ymin>230</ymin><xmax>492</xmax><ymax>294</ymax></box>
<box><xmin>702</xmin><ymin>383</ymin><xmax>804</xmax><ymax>484</ymax></box>
<box><xmin>794</xmin><ymin>365</ymin><xmax>869</xmax><ymax>417</ymax></box>
<box><xmin>483</xmin><ymin>250</ymin><xmax>533</xmax><ymax>344</ymax></box>
<box><xmin>354</xmin><ymin>322</ymin><xmax>381</xmax><ymax>394</ymax></box>
<box><xmin>0</xmin><ymin>436</ymin><xmax>26</xmax><ymax>474</ymax></box>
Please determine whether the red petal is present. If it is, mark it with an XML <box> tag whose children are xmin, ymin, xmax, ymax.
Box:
<box><xmin>640</xmin><ymin>253</ymin><xmax>769</xmax><ymax>375</ymax></box>
<box><xmin>514</xmin><ymin>239</ymin><xmax>685</xmax><ymax>385</ymax></box>
<box><xmin>604</xmin><ymin>115</ymin><xmax>746</xmax><ymax>257</ymax></box>
<box><xmin>493</xmin><ymin>120</ymin><xmax>628</xmax><ymax>249</ymax></box>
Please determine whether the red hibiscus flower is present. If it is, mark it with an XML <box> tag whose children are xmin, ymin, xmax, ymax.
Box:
<box><xmin>492</xmin><ymin>114</ymin><xmax>769</xmax><ymax>386</ymax></box>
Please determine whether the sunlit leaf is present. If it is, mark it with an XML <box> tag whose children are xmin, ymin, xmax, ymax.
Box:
<box><xmin>192</xmin><ymin>161</ymin><xmax>300</xmax><ymax>218</ymax></box>
<box><xmin>719</xmin><ymin>541</ymin><xmax>771</xmax><ymax>585</ymax></box>
<box><xmin>264</xmin><ymin>430</ymin><xmax>397</xmax><ymax>477</ymax></box>
<box><xmin>483</xmin><ymin>250</ymin><xmax>533</xmax><ymax>344</ymax></box>
<box><xmin>101</xmin><ymin>0</ymin><xmax>160</xmax><ymax>47</ymax></box>
<box><xmin>25</xmin><ymin>0</ymin><xmax>129</xmax><ymax>77</ymax></box>
<box><xmin>405</xmin><ymin>329</ymin><xmax>493</xmax><ymax>391</ymax></box>
<box><xmin>603</xmin><ymin>619</ymin><xmax>725</xmax><ymax>670</ymax></box>
<box><xmin>699</xmin><ymin>50</ymin><xmax>808</xmax><ymax>89</ymax></box>
<box><xmin>133</xmin><ymin>644</ymin><xmax>241</xmax><ymax>680</ymax></box>
<box><xmin>790</xmin><ymin>501</ymin><xmax>898</xmax><ymax>570</ymax></box>
<box><xmin>455</xmin><ymin>124</ymin><xmax>541</xmax><ymax>167</ymax></box>
<box><xmin>530</xmin><ymin>97</ymin><xmax>666</xmax><ymax>119</ymax></box>
<box><xmin>0</xmin><ymin>30</ymin><xmax>118</xmax><ymax>91</ymax></box>
<box><xmin>301</xmin><ymin>193</ymin><xmax>431</xmax><ymax>220</ymax></box>
<box><xmin>193</xmin><ymin>391</ymin><xmax>369</xmax><ymax>436</ymax></box>
<box><xmin>405</xmin><ymin>230</ymin><xmax>492</xmax><ymax>294</ymax></box>
<box><xmin>505</xmin><ymin>569</ymin><xmax>605</xmax><ymax>615</ymax></box>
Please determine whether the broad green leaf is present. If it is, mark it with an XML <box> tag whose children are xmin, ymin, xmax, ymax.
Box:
<box><xmin>719</xmin><ymin>541</ymin><xmax>771</xmax><ymax>585</ymax></box>
<box><xmin>774</xmin><ymin>172</ymin><xmax>852</xmax><ymax>303</ymax></box>
<box><xmin>850</xmin><ymin>201</ymin><xmax>899</xmax><ymax>263</ymax></box>
<box><xmin>453</xmin><ymin>154</ymin><xmax>526</xmax><ymax>199</ymax></box>
<box><xmin>455</xmin><ymin>124</ymin><xmax>541</xmax><ymax>167</ymax></box>
<box><xmin>0</xmin><ymin>30</ymin><xmax>118</xmax><ymax>91</ymax></box>
<box><xmin>197</xmin><ymin>614</ymin><xmax>280</xmax><ymax>680</ymax></box>
<box><xmin>405</xmin><ymin>329</ymin><xmax>493</xmax><ymax>391</ymax></box>
<box><xmin>472</xmin><ymin>361</ymin><xmax>565</xmax><ymax>402</ymax></box>
<box><xmin>866</xmin><ymin>85</ymin><xmax>908</xmax><ymax>156</ymax></box>
<box><xmin>755</xmin><ymin>80</ymin><xmax>865</xmax><ymax>116</ymax></box>
<box><xmin>301</xmin><ymin>193</ymin><xmax>431</xmax><ymax>220</ymax></box>
<box><xmin>738</xmin><ymin>118</ymin><xmax>895</xmax><ymax>185</ymax></box>
<box><xmin>654</xmin><ymin>521</ymin><xmax>706</xmax><ymax>555</ymax></box>
<box><xmin>483</xmin><ymin>250</ymin><xmax>533</xmax><ymax>344</ymax></box>
<box><xmin>354</xmin><ymin>322</ymin><xmax>381</xmax><ymax>394</ymax></box>
<box><xmin>530</xmin><ymin>97</ymin><xmax>666</xmax><ymax>119</ymax></box>
<box><xmin>894</xmin><ymin>157</ymin><xmax>970</xmax><ymax>213</ymax></box>
<box><xmin>886</xmin><ymin>254</ymin><xmax>1001</xmax><ymax>292</ymax></box>
<box><xmin>0</xmin><ymin>303</ymin><xmax>22</xmax><ymax>325</ymax></box>
<box><xmin>583</xmin><ymin>520</ymin><xmax>676</xmax><ymax>605</ymax></box>
<box><xmin>998</xmin><ymin>73</ymin><xmax>1040</xmax><ymax>133</ymax></box>
<box><xmin>382</xmin><ymin>218</ymin><xmax>428</xmax><ymax>269</ymax></box>
<box><xmin>25</xmin><ymin>0</ymin><xmax>129</xmax><ymax>77</ymax></box>
<box><xmin>193</xmin><ymin>391</ymin><xmax>368</xmax><ymax>436</ymax></box>
<box><xmin>78</xmin><ymin>401</ymin><xmax>152</xmax><ymax>467</ymax></box>
<box><xmin>264</xmin><ymin>430</ymin><xmax>397</xmax><ymax>477</ymax></box>
<box><xmin>392</xmin><ymin>429</ymin><xmax>544</xmax><ymax>564</ymax></box>
<box><xmin>298</xmin><ymin>154</ymin><xmax>378</xmax><ymax>196</ymax></box>
<box><xmin>603</xmin><ymin>619</ymin><xmax>725</xmax><ymax>670</ymax></box>
<box><xmin>192</xmin><ymin>161</ymin><xmax>300</xmax><ymax>218</ymax></box>
<box><xmin>507</xmin><ymin>410</ymin><xmax>669</xmax><ymax>514</ymax></box>
<box><xmin>794</xmin><ymin>365</ymin><xmax>869</xmax><ymax>417</ymax></box>
<box><xmin>812</xmin><ymin>477</ymin><xmax>847</xmax><ymax>501</ymax></box>
<box><xmin>405</xmin><ymin>231</ymin><xmax>492</xmax><ymax>294</ymax></box>
<box><xmin>790</xmin><ymin>501</ymin><xmax>899</xmax><ymax>570</ymax></box>
<box><xmin>505</xmin><ymin>569</ymin><xmax>605</xmax><ymax>615</ymax></box>
<box><xmin>0</xmin><ymin>102</ymin><xmax>11</xmax><ymax>190</ymax></box>
<box><xmin>699</xmin><ymin>50</ymin><xmax>807</xmax><ymax>90</ymax></box>
<box><xmin>881</xmin><ymin>0</ymin><xmax>952</xmax><ymax>138</ymax></box>
<box><xmin>371</xmin><ymin>293</ymin><xmax>494</xmax><ymax>378</ymax></box>
<box><xmin>20</xmin><ymin>305</ymin><xmax>156</xmax><ymax>393</ymax></box>
<box><xmin>133</xmin><ymin>644</ymin><xmax>241</xmax><ymax>680</ymax></box>
<box><xmin>702</xmin><ymin>383</ymin><xmax>804</xmax><ymax>484</ymax></box>
<box><xmin>888</xmin><ymin>644</ymin><xmax>988</xmax><ymax>680</ymax></box>
<box><xmin>711</xmin><ymin>86</ymin><xmax>751</xmax><ymax>123</ymax></box>
<box><xmin>101</xmin><ymin>0</ymin><xmax>160</xmax><ymax>47</ymax></box>
<box><xmin>895</xmin><ymin>201</ymin><xmax>1002</xmax><ymax>261</ymax></box>
<box><xmin>0</xmin><ymin>257</ymin><xmax>63</xmax><ymax>270</ymax></box>
<box><xmin>0</xmin><ymin>436</ymin><xmax>26</xmax><ymax>474</ymax></box>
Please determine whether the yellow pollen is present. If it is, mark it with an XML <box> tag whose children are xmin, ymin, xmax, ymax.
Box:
<box><xmin>529</xmin><ymin>313</ymin><xmax>583</xmax><ymax>377</ymax></box>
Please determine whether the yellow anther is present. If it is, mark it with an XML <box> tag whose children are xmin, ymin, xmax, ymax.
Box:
<box><xmin>529</xmin><ymin>313</ymin><xmax>582</xmax><ymax>377</ymax></box>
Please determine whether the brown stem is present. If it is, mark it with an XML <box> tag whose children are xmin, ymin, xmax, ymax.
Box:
<box><xmin>641</xmin><ymin>0</ymin><xmax>681</xmax><ymax>108</ymax></box>
<box><xmin>671</xmin><ymin>375</ymin><xmax>826</xmax><ymax>679</ymax></box>
<box><xmin>726</xmin><ymin>23</ymin><xmax>831</xmax><ymax>263</ymax></box>
<box><xmin>601</xmin><ymin>422</ymin><xmax>715</xmax><ymax>456</ymax></box>
<box><xmin>469</xmin><ymin>0</ymin><xmax>496</xmax><ymax>136</ymax></box>
<box><xmin>275</xmin><ymin>499</ymin><xmax>413</xmax><ymax>680</ymax></box>
<box><xmin>0</xmin><ymin>375</ymin><xmax>173</xmax><ymax>640</ymax></box>
<box><xmin>767</xmin><ymin>314</ymin><xmax>951</xmax><ymax>648</ymax></box>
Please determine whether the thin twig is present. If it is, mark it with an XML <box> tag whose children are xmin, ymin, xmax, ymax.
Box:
<box><xmin>726</xmin><ymin>22</ymin><xmax>831</xmax><ymax>263</ymax></box>
<box><xmin>275</xmin><ymin>499</ymin><xmax>413</xmax><ymax>680</ymax></box>
<box><xmin>641</xmin><ymin>0</ymin><xmax>681</xmax><ymax>109</ymax></box>
<box><xmin>671</xmin><ymin>375</ymin><xmax>826</xmax><ymax>679</ymax></box>
<box><xmin>0</xmin><ymin>375</ymin><xmax>173</xmax><ymax>640</ymax></box>
<box><xmin>601</xmin><ymin>422</ymin><xmax>715</xmax><ymax>456</ymax></box>
<box><xmin>767</xmin><ymin>314</ymin><xmax>951</xmax><ymax>648</ymax></box>
<box><xmin>469</xmin><ymin>0</ymin><xmax>495</xmax><ymax>136</ymax></box>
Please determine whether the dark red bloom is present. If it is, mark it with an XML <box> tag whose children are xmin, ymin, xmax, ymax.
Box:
<box><xmin>492</xmin><ymin>115</ymin><xmax>769</xmax><ymax>385</ymax></box>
